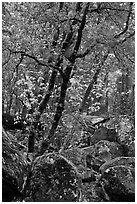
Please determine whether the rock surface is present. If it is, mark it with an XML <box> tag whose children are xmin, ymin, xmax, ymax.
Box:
<box><xmin>61</xmin><ymin>147</ymin><xmax>87</xmax><ymax>167</ymax></box>
<box><xmin>25</xmin><ymin>153</ymin><xmax>81</xmax><ymax>201</ymax></box>
<box><xmin>83</xmin><ymin>140</ymin><xmax>124</xmax><ymax>171</ymax></box>
<box><xmin>98</xmin><ymin>165</ymin><xmax>135</xmax><ymax>202</ymax></box>
<box><xmin>2</xmin><ymin>128</ymin><xmax>27</xmax><ymax>202</ymax></box>
<box><xmin>100</xmin><ymin>156</ymin><xmax>135</xmax><ymax>174</ymax></box>
<box><xmin>117</xmin><ymin>117</ymin><xmax>135</xmax><ymax>156</ymax></box>
<box><xmin>90</xmin><ymin>127</ymin><xmax>117</xmax><ymax>145</ymax></box>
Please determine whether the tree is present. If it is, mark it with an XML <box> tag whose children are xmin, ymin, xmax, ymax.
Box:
<box><xmin>2</xmin><ymin>2</ymin><xmax>135</xmax><ymax>150</ymax></box>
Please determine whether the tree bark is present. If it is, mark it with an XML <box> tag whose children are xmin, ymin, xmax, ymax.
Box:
<box><xmin>38</xmin><ymin>56</ymin><xmax>63</xmax><ymax>114</ymax></box>
<box><xmin>46</xmin><ymin>3</ymin><xmax>90</xmax><ymax>145</ymax></box>
<box><xmin>79</xmin><ymin>67</ymin><xmax>101</xmax><ymax>113</ymax></box>
<box><xmin>79</xmin><ymin>52</ymin><xmax>109</xmax><ymax>113</ymax></box>
<box><xmin>48</xmin><ymin>64</ymin><xmax>73</xmax><ymax>143</ymax></box>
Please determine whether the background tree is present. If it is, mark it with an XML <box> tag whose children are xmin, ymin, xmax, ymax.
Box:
<box><xmin>2</xmin><ymin>2</ymin><xmax>135</xmax><ymax>151</ymax></box>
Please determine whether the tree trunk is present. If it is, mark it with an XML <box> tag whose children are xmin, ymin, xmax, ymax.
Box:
<box><xmin>48</xmin><ymin>64</ymin><xmax>73</xmax><ymax>143</ymax></box>
<box><xmin>44</xmin><ymin>2</ymin><xmax>90</xmax><ymax>148</ymax></box>
<box><xmin>79</xmin><ymin>52</ymin><xmax>109</xmax><ymax>113</ymax></box>
<box><xmin>79</xmin><ymin>67</ymin><xmax>101</xmax><ymax>113</ymax></box>
<box><xmin>39</xmin><ymin>56</ymin><xmax>62</xmax><ymax>114</ymax></box>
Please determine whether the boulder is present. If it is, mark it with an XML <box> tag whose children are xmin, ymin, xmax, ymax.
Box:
<box><xmin>81</xmin><ymin>145</ymin><xmax>94</xmax><ymax>155</ymax></box>
<box><xmin>117</xmin><ymin>117</ymin><xmax>135</xmax><ymax>156</ymax></box>
<box><xmin>2</xmin><ymin>128</ymin><xmax>27</xmax><ymax>201</ymax></box>
<box><xmin>90</xmin><ymin>127</ymin><xmax>117</xmax><ymax>145</ymax></box>
<box><xmin>98</xmin><ymin>165</ymin><xmax>135</xmax><ymax>202</ymax></box>
<box><xmin>61</xmin><ymin>147</ymin><xmax>98</xmax><ymax>183</ymax></box>
<box><xmin>118</xmin><ymin>139</ymin><xmax>135</xmax><ymax>157</ymax></box>
<box><xmin>83</xmin><ymin>140</ymin><xmax>124</xmax><ymax>171</ymax></box>
<box><xmin>107</xmin><ymin>128</ymin><xmax>117</xmax><ymax>141</ymax></box>
<box><xmin>81</xmin><ymin>182</ymin><xmax>106</xmax><ymax>202</ymax></box>
<box><xmin>25</xmin><ymin>153</ymin><xmax>81</xmax><ymax>201</ymax></box>
<box><xmin>61</xmin><ymin>147</ymin><xmax>86</xmax><ymax>167</ymax></box>
<box><xmin>2</xmin><ymin>169</ymin><xmax>22</xmax><ymax>202</ymax></box>
<box><xmin>100</xmin><ymin>156</ymin><xmax>135</xmax><ymax>174</ymax></box>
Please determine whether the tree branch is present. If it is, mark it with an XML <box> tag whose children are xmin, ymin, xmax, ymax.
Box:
<box><xmin>11</xmin><ymin>50</ymin><xmax>64</xmax><ymax>77</ymax></box>
<box><xmin>122</xmin><ymin>51</ymin><xmax>134</xmax><ymax>64</ymax></box>
<box><xmin>76</xmin><ymin>43</ymin><xmax>96</xmax><ymax>59</ymax></box>
<box><xmin>120</xmin><ymin>31</ymin><xmax>135</xmax><ymax>44</ymax></box>
<box><xmin>102</xmin><ymin>7</ymin><xmax>130</xmax><ymax>12</ymax></box>
<box><xmin>79</xmin><ymin>51</ymin><xmax>109</xmax><ymax>113</ymax></box>
<box><xmin>60</xmin><ymin>17</ymin><xmax>81</xmax><ymax>24</ymax></box>
<box><xmin>2</xmin><ymin>49</ymin><xmax>12</xmax><ymax>66</ymax></box>
<box><xmin>38</xmin><ymin>56</ymin><xmax>63</xmax><ymax>114</ymax></box>
<box><xmin>71</xmin><ymin>3</ymin><xmax>90</xmax><ymax>60</ymax></box>
<box><xmin>114</xmin><ymin>3</ymin><xmax>133</xmax><ymax>39</ymax></box>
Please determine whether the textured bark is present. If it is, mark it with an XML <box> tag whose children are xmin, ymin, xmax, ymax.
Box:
<box><xmin>38</xmin><ymin>70</ymin><xmax>58</xmax><ymax>114</ymax></box>
<box><xmin>47</xmin><ymin>3</ymin><xmax>90</xmax><ymax>145</ymax></box>
<box><xmin>38</xmin><ymin>3</ymin><xmax>64</xmax><ymax>114</ymax></box>
<box><xmin>79</xmin><ymin>67</ymin><xmax>101</xmax><ymax>113</ymax></box>
<box><xmin>48</xmin><ymin>65</ymin><xmax>73</xmax><ymax>143</ymax></box>
<box><xmin>28</xmin><ymin>130</ymin><xmax>35</xmax><ymax>153</ymax></box>
<box><xmin>79</xmin><ymin>52</ymin><xmax>109</xmax><ymax>113</ymax></box>
<box><xmin>38</xmin><ymin>56</ymin><xmax>63</xmax><ymax>115</ymax></box>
